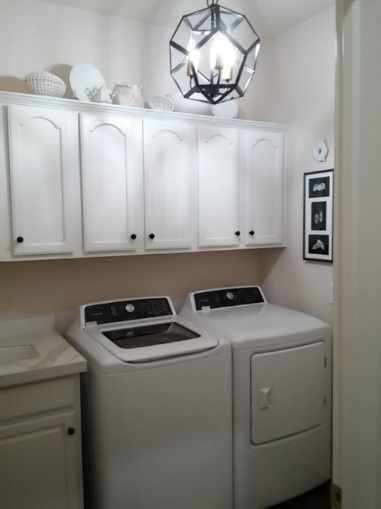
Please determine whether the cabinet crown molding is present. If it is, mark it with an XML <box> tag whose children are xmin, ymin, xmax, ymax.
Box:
<box><xmin>0</xmin><ymin>91</ymin><xmax>286</xmax><ymax>132</ymax></box>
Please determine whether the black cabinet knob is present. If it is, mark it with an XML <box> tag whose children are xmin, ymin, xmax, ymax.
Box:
<box><xmin>149</xmin><ymin>233</ymin><xmax>155</xmax><ymax>240</ymax></box>
<box><xmin>67</xmin><ymin>427</ymin><xmax>76</xmax><ymax>436</ymax></box>
<box><xmin>235</xmin><ymin>231</ymin><xmax>241</xmax><ymax>237</ymax></box>
<box><xmin>130</xmin><ymin>234</ymin><xmax>137</xmax><ymax>241</ymax></box>
<box><xmin>249</xmin><ymin>230</ymin><xmax>255</xmax><ymax>237</ymax></box>
<box><xmin>16</xmin><ymin>236</ymin><xmax>24</xmax><ymax>244</ymax></box>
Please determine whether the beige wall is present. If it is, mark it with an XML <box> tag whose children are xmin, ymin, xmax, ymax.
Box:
<box><xmin>0</xmin><ymin>0</ymin><xmax>269</xmax><ymax>119</ymax></box>
<box><xmin>255</xmin><ymin>6</ymin><xmax>336</xmax><ymax>326</ymax></box>
<box><xmin>0</xmin><ymin>1</ymin><xmax>336</xmax><ymax>327</ymax></box>
<box><xmin>0</xmin><ymin>251</ymin><xmax>264</xmax><ymax>327</ymax></box>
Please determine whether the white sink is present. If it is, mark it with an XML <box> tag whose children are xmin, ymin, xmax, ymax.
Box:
<box><xmin>0</xmin><ymin>345</ymin><xmax>39</xmax><ymax>366</ymax></box>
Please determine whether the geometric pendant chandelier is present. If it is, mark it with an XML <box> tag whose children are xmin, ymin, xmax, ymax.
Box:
<box><xmin>169</xmin><ymin>0</ymin><xmax>261</xmax><ymax>104</ymax></box>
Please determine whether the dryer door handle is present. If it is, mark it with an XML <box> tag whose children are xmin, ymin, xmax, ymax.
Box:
<box><xmin>259</xmin><ymin>387</ymin><xmax>272</xmax><ymax>410</ymax></box>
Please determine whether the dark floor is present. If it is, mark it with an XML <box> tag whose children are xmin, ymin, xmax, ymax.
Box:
<box><xmin>271</xmin><ymin>483</ymin><xmax>331</xmax><ymax>509</ymax></box>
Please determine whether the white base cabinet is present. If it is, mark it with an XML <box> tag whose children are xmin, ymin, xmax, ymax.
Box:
<box><xmin>0</xmin><ymin>377</ymin><xmax>84</xmax><ymax>509</ymax></box>
<box><xmin>0</xmin><ymin>93</ymin><xmax>287</xmax><ymax>261</ymax></box>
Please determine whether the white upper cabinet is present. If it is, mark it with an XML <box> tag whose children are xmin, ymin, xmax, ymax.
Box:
<box><xmin>7</xmin><ymin>105</ymin><xmax>80</xmax><ymax>257</ymax></box>
<box><xmin>197</xmin><ymin>127</ymin><xmax>241</xmax><ymax>248</ymax></box>
<box><xmin>80</xmin><ymin>114</ymin><xmax>143</xmax><ymax>253</ymax></box>
<box><xmin>0</xmin><ymin>93</ymin><xmax>287</xmax><ymax>261</ymax></box>
<box><xmin>242</xmin><ymin>129</ymin><xmax>285</xmax><ymax>246</ymax></box>
<box><xmin>144</xmin><ymin>120</ymin><xmax>196</xmax><ymax>250</ymax></box>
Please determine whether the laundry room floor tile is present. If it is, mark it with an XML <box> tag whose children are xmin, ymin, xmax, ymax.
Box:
<box><xmin>271</xmin><ymin>482</ymin><xmax>331</xmax><ymax>508</ymax></box>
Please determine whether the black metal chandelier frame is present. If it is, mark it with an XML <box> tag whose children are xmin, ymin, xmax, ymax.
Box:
<box><xmin>169</xmin><ymin>0</ymin><xmax>261</xmax><ymax>105</ymax></box>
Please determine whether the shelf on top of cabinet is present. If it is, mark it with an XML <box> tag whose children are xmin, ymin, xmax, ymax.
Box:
<box><xmin>0</xmin><ymin>91</ymin><xmax>286</xmax><ymax>132</ymax></box>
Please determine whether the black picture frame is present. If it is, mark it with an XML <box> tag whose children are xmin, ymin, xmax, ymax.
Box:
<box><xmin>303</xmin><ymin>169</ymin><xmax>334</xmax><ymax>263</ymax></box>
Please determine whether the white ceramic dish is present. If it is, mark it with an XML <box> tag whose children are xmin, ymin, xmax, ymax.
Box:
<box><xmin>211</xmin><ymin>100</ymin><xmax>240</xmax><ymax>119</ymax></box>
<box><xmin>70</xmin><ymin>64</ymin><xmax>105</xmax><ymax>102</ymax></box>
<box><xmin>147</xmin><ymin>95</ymin><xmax>175</xmax><ymax>112</ymax></box>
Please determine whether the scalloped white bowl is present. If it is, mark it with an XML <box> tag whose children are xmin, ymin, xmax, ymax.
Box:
<box><xmin>26</xmin><ymin>72</ymin><xmax>66</xmax><ymax>97</ymax></box>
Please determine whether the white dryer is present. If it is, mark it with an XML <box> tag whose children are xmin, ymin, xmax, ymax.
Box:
<box><xmin>180</xmin><ymin>286</ymin><xmax>331</xmax><ymax>509</ymax></box>
<box><xmin>66</xmin><ymin>296</ymin><xmax>232</xmax><ymax>509</ymax></box>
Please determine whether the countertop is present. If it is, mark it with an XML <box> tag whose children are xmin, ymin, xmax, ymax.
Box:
<box><xmin>0</xmin><ymin>331</ymin><xmax>87</xmax><ymax>389</ymax></box>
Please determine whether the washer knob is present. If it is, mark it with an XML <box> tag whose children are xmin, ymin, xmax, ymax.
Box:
<box><xmin>16</xmin><ymin>236</ymin><xmax>24</xmax><ymax>244</ymax></box>
<box><xmin>130</xmin><ymin>234</ymin><xmax>137</xmax><ymax>241</ymax></box>
<box><xmin>226</xmin><ymin>291</ymin><xmax>235</xmax><ymax>301</ymax></box>
<box><xmin>125</xmin><ymin>304</ymin><xmax>135</xmax><ymax>313</ymax></box>
<box><xmin>149</xmin><ymin>233</ymin><xmax>155</xmax><ymax>240</ymax></box>
<box><xmin>249</xmin><ymin>230</ymin><xmax>255</xmax><ymax>237</ymax></box>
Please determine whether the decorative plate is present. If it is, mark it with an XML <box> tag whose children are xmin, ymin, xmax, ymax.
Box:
<box><xmin>70</xmin><ymin>64</ymin><xmax>105</xmax><ymax>102</ymax></box>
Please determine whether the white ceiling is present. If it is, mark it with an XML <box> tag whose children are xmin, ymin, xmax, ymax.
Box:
<box><xmin>42</xmin><ymin>0</ymin><xmax>334</xmax><ymax>37</ymax></box>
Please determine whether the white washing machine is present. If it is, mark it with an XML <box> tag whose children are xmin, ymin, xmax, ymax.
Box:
<box><xmin>180</xmin><ymin>286</ymin><xmax>332</xmax><ymax>509</ymax></box>
<box><xmin>66</xmin><ymin>296</ymin><xmax>232</xmax><ymax>509</ymax></box>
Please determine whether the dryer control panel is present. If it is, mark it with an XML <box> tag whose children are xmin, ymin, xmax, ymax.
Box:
<box><xmin>193</xmin><ymin>287</ymin><xmax>265</xmax><ymax>311</ymax></box>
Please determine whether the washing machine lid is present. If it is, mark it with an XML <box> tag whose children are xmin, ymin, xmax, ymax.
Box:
<box><xmin>81</xmin><ymin>297</ymin><xmax>219</xmax><ymax>363</ymax></box>
<box><xmin>182</xmin><ymin>287</ymin><xmax>330</xmax><ymax>347</ymax></box>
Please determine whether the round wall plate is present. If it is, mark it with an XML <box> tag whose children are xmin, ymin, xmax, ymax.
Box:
<box><xmin>313</xmin><ymin>140</ymin><xmax>329</xmax><ymax>162</ymax></box>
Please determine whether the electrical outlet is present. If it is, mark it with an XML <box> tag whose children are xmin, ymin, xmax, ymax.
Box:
<box><xmin>331</xmin><ymin>484</ymin><xmax>342</xmax><ymax>509</ymax></box>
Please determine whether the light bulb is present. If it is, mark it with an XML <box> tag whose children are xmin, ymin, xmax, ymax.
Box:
<box><xmin>210</xmin><ymin>33</ymin><xmax>237</xmax><ymax>81</ymax></box>
<box><xmin>187</xmin><ymin>36</ymin><xmax>200</xmax><ymax>77</ymax></box>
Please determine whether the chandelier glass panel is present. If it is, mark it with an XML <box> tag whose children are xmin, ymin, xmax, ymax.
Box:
<box><xmin>169</xmin><ymin>0</ymin><xmax>261</xmax><ymax>104</ymax></box>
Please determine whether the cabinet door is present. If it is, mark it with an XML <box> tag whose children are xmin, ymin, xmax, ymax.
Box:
<box><xmin>0</xmin><ymin>412</ymin><xmax>82</xmax><ymax>509</ymax></box>
<box><xmin>8</xmin><ymin>105</ymin><xmax>80</xmax><ymax>256</ymax></box>
<box><xmin>242</xmin><ymin>129</ymin><xmax>285</xmax><ymax>246</ymax></box>
<box><xmin>198</xmin><ymin>127</ymin><xmax>240</xmax><ymax>248</ymax></box>
<box><xmin>80</xmin><ymin>114</ymin><xmax>143</xmax><ymax>253</ymax></box>
<box><xmin>144</xmin><ymin>120</ymin><xmax>195</xmax><ymax>250</ymax></box>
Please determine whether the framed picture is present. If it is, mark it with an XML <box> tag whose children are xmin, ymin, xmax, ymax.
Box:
<box><xmin>303</xmin><ymin>169</ymin><xmax>334</xmax><ymax>263</ymax></box>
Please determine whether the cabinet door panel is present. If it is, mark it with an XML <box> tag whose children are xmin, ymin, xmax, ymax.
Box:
<box><xmin>80</xmin><ymin>114</ymin><xmax>143</xmax><ymax>253</ymax></box>
<box><xmin>198</xmin><ymin>127</ymin><xmax>240</xmax><ymax>248</ymax></box>
<box><xmin>243</xmin><ymin>130</ymin><xmax>285</xmax><ymax>246</ymax></box>
<box><xmin>0</xmin><ymin>412</ymin><xmax>82</xmax><ymax>509</ymax></box>
<box><xmin>8</xmin><ymin>105</ymin><xmax>79</xmax><ymax>256</ymax></box>
<box><xmin>144</xmin><ymin>120</ymin><xmax>195</xmax><ymax>250</ymax></box>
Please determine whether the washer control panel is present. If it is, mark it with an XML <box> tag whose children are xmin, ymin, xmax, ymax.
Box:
<box><xmin>194</xmin><ymin>287</ymin><xmax>265</xmax><ymax>311</ymax></box>
<box><xmin>83</xmin><ymin>297</ymin><xmax>174</xmax><ymax>326</ymax></box>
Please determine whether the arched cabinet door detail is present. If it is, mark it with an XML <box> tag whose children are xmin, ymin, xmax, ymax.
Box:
<box><xmin>144</xmin><ymin>120</ymin><xmax>196</xmax><ymax>251</ymax></box>
<box><xmin>197</xmin><ymin>127</ymin><xmax>241</xmax><ymax>248</ymax></box>
<box><xmin>80</xmin><ymin>114</ymin><xmax>143</xmax><ymax>253</ymax></box>
<box><xmin>242</xmin><ymin>129</ymin><xmax>285</xmax><ymax>246</ymax></box>
<box><xmin>7</xmin><ymin>105</ymin><xmax>79</xmax><ymax>256</ymax></box>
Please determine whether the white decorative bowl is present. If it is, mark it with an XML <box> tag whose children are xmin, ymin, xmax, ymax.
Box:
<box><xmin>147</xmin><ymin>95</ymin><xmax>175</xmax><ymax>112</ymax></box>
<box><xmin>25</xmin><ymin>72</ymin><xmax>66</xmax><ymax>98</ymax></box>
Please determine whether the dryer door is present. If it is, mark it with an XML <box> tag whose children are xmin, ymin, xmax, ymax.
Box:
<box><xmin>251</xmin><ymin>342</ymin><xmax>326</xmax><ymax>444</ymax></box>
